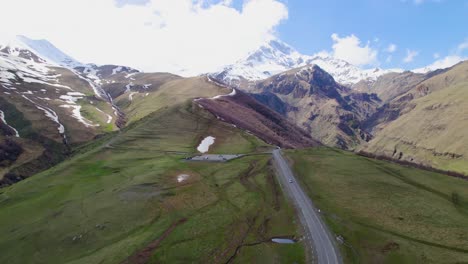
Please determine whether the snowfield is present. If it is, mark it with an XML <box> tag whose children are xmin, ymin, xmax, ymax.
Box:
<box><xmin>212</xmin><ymin>39</ymin><xmax>403</xmax><ymax>87</ymax></box>
<box><xmin>59</xmin><ymin>92</ymin><xmax>98</xmax><ymax>127</ymax></box>
<box><xmin>0</xmin><ymin>110</ymin><xmax>20</xmax><ymax>137</ymax></box>
<box><xmin>95</xmin><ymin>107</ymin><xmax>113</xmax><ymax>124</ymax></box>
<box><xmin>0</xmin><ymin>35</ymin><xmax>115</xmax><ymax>136</ymax></box>
<box><xmin>197</xmin><ymin>136</ymin><xmax>215</xmax><ymax>153</ymax></box>
<box><xmin>211</xmin><ymin>88</ymin><xmax>236</xmax><ymax>100</ymax></box>
<box><xmin>15</xmin><ymin>35</ymin><xmax>82</xmax><ymax>68</ymax></box>
<box><xmin>112</xmin><ymin>66</ymin><xmax>123</xmax><ymax>75</ymax></box>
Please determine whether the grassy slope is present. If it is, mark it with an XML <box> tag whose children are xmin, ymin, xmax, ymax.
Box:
<box><xmin>364</xmin><ymin>82</ymin><xmax>468</xmax><ymax>174</ymax></box>
<box><xmin>53</xmin><ymin>67</ymin><xmax>118</xmax><ymax>139</ymax></box>
<box><xmin>287</xmin><ymin>147</ymin><xmax>468</xmax><ymax>263</ymax></box>
<box><xmin>115</xmin><ymin>76</ymin><xmax>232</xmax><ymax>124</ymax></box>
<box><xmin>0</xmin><ymin>96</ymin><xmax>68</xmax><ymax>180</ymax></box>
<box><xmin>363</xmin><ymin>62</ymin><xmax>468</xmax><ymax>174</ymax></box>
<box><xmin>0</xmin><ymin>102</ymin><xmax>304</xmax><ymax>264</ymax></box>
<box><xmin>78</xmin><ymin>99</ymin><xmax>118</xmax><ymax>133</ymax></box>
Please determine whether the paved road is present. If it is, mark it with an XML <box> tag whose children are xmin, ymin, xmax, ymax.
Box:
<box><xmin>272</xmin><ymin>149</ymin><xmax>342</xmax><ymax>264</ymax></box>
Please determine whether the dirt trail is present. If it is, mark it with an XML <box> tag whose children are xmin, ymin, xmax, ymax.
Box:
<box><xmin>121</xmin><ymin>218</ymin><xmax>187</xmax><ymax>264</ymax></box>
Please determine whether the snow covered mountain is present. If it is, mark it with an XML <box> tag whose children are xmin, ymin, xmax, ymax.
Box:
<box><xmin>306</xmin><ymin>53</ymin><xmax>401</xmax><ymax>86</ymax></box>
<box><xmin>0</xmin><ymin>35</ymin><xmax>143</xmax><ymax>185</ymax></box>
<box><xmin>0</xmin><ymin>35</ymin><xmax>111</xmax><ymax>100</ymax></box>
<box><xmin>0</xmin><ymin>35</ymin><xmax>82</xmax><ymax>68</ymax></box>
<box><xmin>0</xmin><ymin>35</ymin><xmax>119</xmax><ymax>139</ymax></box>
<box><xmin>211</xmin><ymin>40</ymin><xmax>305</xmax><ymax>86</ymax></box>
<box><xmin>0</xmin><ymin>35</ymin><xmax>143</xmax><ymax>99</ymax></box>
<box><xmin>211</xmin><ymin>39</ymin><xmax>399</xmax><ymax>87</ymax></box>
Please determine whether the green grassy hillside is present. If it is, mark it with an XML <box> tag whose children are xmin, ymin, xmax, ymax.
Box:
<box><xmin>112</xmin><ymin>76</ymin><xmax>231</xmax><ymax>124</ymax></box>
<box><xmin>362</xmin><ymin>61</ymin><xmax>468</xmax><ymax>175</ymax></box>
<box><xmin>287</xmin><ymin>147</ymin><xmax>468</xmax><ymax>263</ymax></box>
<box><xmin>0</xmin><ymin>102</ymin><xmax>304</xmax><ymax>264</ymax></box>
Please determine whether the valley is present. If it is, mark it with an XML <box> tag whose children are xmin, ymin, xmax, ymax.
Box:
<box><xmin>273</xmin><ymin>148</ymin><xmax>342</xmax><ymax>264</ymax></box>
<box><xmin>0</xmin><ymin>31</ymin><xmax>467</xmax><ymax>264</ymax></box>
<box><xmin>216</xmin><ymin>57</ymin><xmax>468</xmax><ymax>176</ymax></box>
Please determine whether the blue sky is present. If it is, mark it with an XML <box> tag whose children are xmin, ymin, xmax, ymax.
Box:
<box><xmin>275</xmin><ymin>0</ymin><xmax>468</xmax><ymax>69</ymax></box>
<box><xmin>2</xmin><ymin>0</ymin><xmax>466</xmax><ymax>73</ymax></box>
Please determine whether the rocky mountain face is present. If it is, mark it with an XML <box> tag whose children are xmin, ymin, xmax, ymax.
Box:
<box><xmin>211</xmin><ymin>39</ymin><xmax>398</xmax><ymax>88</ymax></box>
<box><xmin>196</xmin><ymin>87</ymin><xmax>320</xmax><ymax>148</ymax></box>
<box><xmin>246</xmin><ymin>58</ymin><xmax>467</xmax><ymax>173</ymax></box>
<box><xmin>210</xmin><ymin>38</ymin><xmax>468</xmax><ymax>172</ymax></box>
<box><xmin>251</xmin><ymin>65</ymin><xmax>378</xmax><ymax>148</ymax></box>
<box><xmin>353</xmin><ymin>71</ymin><xmax>428</xmax><ymax>103</ymax></box>
<box><xmin>218</xmin><ymin>59</ymin><xmax>468</xmax><ymax>175</ymax></box>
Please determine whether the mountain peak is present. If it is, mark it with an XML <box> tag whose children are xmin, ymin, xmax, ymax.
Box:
<box><xmin>291</xmin><ymin>64</ymin><xmax>338</xmax><ymax>90</ymax></box>
<box><xmin>0</xmin><ymin>35</ymin><xmax>81</xmax><ymax>68</ymax></box>
<box><xmin>15</xmin><ymin>35</ymin><xmax>82</xmax><ymax>68</ymax></box>
<box><xmin>211</xmin><ymin>38</ymin><xmax>395</xmax><ymax>87</ymax></box>
<box><xmin>260</xmin><ymin>39</ymin><xmax>298</xmax><ymax>58</ymax></box>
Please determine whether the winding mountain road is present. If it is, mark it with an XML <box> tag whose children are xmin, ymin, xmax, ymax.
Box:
<box><xmin>272</xmin><ymin>149</ymin><xmax>342</xmax><ymax>264</ymax></box>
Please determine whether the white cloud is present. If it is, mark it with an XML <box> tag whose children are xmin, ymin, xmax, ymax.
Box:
<box><xmin>385</xmin><ymin>55</ymin><xmax>393</xmax><ymax>63</ymax></box>
<box><xmin>414</xmin><ymin>38</ymin><xmax>467</xmax><ymax>73</ymax></box>
<box><xmin>0</xmin><ymin>0</ymin><xmax>288</xmax><ymax>75</ymax></box>
<box><xmin>458</xmin><ymin>39</ymin><xmax>468</xmax><ymax>52</ymax></box>
<box><xmin>329</xmin><ymin>34</ymin><xmax>378</xmax><ymax>66</ymax></box>
<box><xmin>386</xmin><ymin>44</ymin><xmax>397</xmax><ymax>53</ymax></box>
<box><xmin>403</xmin><ymin>49</ymin><xmax>419</xmax><ymax>63</ymax></box>
<box><xmin>115</xmin><ymin>0</ymin><xmax>150</xmax><ymax>7</ymax></box>
<box><xmin>413</xmin><ymin>55</ymin><xmax>465</xmax><ymax>73</ymax></box>
<box><xmin>403</xmin><ymin>0</ymin><xmax>443</xmax><ymax>5</ymax></box>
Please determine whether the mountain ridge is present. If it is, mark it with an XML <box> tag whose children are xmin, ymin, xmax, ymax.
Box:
<box><xmin>2</xmin><ymin>34</ymin><xmax>468</xmax><ymax>182</ymax></box>
<box><xmin>211</xmin><ymin>39</ymin><xmax>402</xmax><ymax>87</ymax></box>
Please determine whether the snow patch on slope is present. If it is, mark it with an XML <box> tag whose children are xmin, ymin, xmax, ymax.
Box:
<box><xmin>59</xmin><ymin>92</ymin><xmax>98</xmax><ymax>127</ymax></box>
<box><xmin>21</xmin><ymin>95</ymin><xmax>66</xmax><ymax>136</ymax></box>
<box><xmin>197</xmin><ymin>136</ymin><xmax>215</xmax><ymax>153</ymax></box>
<box><xmin>95</xmin><ymin>107</ymin><xmax>113</xmax><ymax>124</ymax></box>
<box><xmin>112</xmin><ymin>66</ymin><xmax>123</xmax><ymax>75</ymax></box>
<box><xmin>125</xmin><ymin>83</ymin><xmax>133</xmax><ymax>93</ymax></box>
<box><xmin>129</xmin><ymin>92</ymin><xmax>137</xmax><ymax>101</ymax></box>
<box><xmin>71</xmin><ymin>67</ymin><xmax>107</xmax><ymax>99</ymax></box>
<box><xmin>0</xmin><ymin>49</ymin><xmax>69</xmax><ymax>89</ymax></box>
<box><xmin>0</xmin><ymin>110</ymin><xmax>20</xmax><ymax>137</ymax></box>
<box><xmin>211</xmin><ymin>88</ymin><xmax>236</xmax><ymax>99</ymax></box>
